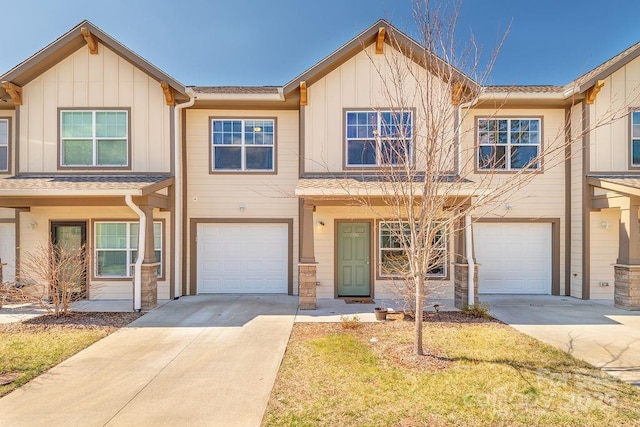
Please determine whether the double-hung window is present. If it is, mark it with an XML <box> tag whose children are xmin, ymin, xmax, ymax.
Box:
<box><xmin>95</xmin><ymin>221</ymin><xmax>162</xmax><ymax>278</ymax></box>
<box><xmin>631</xmin><ymin>111</ymin><xmax>640</xmax><ymax>166</ymax></box>
<box><xmin>211</xmin><ymin>119</ymin><xmax>275</xmax><ymax>171</ymax></box>
<box><xmin>345</xmin><ymin>110</ymin><xmax>413</xmax><ymax>167</ymax></box>
<box><xmin>379</xmin><ymin>221</ymin><xmax>447</xmax><ymax>278</ymax></box>
<box><xmin>477</xmin><ymin>118</ymin><xmax>540</xmax><ymax>170</ymax></box>
<box><xmin>0</xmin><ymin>118</ymin><xmax>8</xmax><ymax>172</ymax></box>
<box><xmin>60</xmin><ymin>110</ymin><xmax>129</xmax><ymax>167</ymax></box>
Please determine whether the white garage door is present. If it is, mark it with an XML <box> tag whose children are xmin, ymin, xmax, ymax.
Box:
<box><xmin>0</xmin><ymin>223</ymin><xmax>15</xmax><ymax>283</ymax></box>
<box><xmin>474</xmin><ymin>223</ymin><xmax>551</xmax><ymax>294</ymax></box>
<box><xmin>197</xmin><ymin>223</ymin><xmax>288</xmax><ymax>293</ymax></box>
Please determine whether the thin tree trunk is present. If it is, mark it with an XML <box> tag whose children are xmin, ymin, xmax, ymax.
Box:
<box><xmin>414</xmin><ymin>275</ymin><xmax>424</xmax><ymax>355</ymax></box>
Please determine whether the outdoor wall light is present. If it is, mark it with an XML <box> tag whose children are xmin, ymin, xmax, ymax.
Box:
<box><xmin>29</xmin><ymin>221</ymin><xmax>38</xmax><ymax>230</ymax></box>
<box><xmin>316</xmin><ymin>221</ymin><xmax>325</xmax><ymax>228</ymax></box>
<box><xmin>600</xmin><ymin>221</ymin><xmax>610</xmax><ymax>229</ymax></box>
<box><xmin>505</xmin><ymin>203</ymin><xmax>513</xmax><ymax>211</ymax></box>
<box><xmin>239</xmin><ymin>204</ymin><xmax>246</xmax><ymax>211</ymax></box>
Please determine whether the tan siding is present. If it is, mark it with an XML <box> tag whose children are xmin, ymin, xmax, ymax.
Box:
<box><xmin>570</xmin><ymin>103</ymin><xmax>583</xmax><ymax>298</ymax></box>
<box><xmin>185</xmin><ymin>109</ymin><xmax>300</xmax><ymax>293</ymax></box>
<box><xmin>589</xmin><ymin>209</ymin><xmax>617</xmax><ymax>299</ymax></box>
<box><xmin>19</xmin><ymin>206</ymin><xmax>171</xmax><ymax>300</ymax></box>
<box><xmin>19</xmin><ymin>44</ymin><xmax>171</xmax><ymax>173</ymax></box>
<box><xmin>313</xmin><ymin>205</ymin><xmax>454</xmax><ymax>300</ymax></box>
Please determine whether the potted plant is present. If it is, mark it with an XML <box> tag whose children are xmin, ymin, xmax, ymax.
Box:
<box><xmin>374</xmin><ymin>303</ymin><xmax>388</xmax><ymax>321</ymax></box>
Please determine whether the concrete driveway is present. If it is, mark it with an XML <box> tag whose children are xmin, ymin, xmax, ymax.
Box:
<box><xmin>0</xmin><ymin>294</ymin><xmax>297</xmax><ymax>427</ymax></box>
<box><xmin>484</xmin><ymin>295</ymin><xmax>640</xmax><ymax>386</ymax></box>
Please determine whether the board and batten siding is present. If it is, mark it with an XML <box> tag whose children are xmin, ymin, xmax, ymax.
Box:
<box><xmin>19</xmin><ymin>206</ymin><xmax>171</xmax><ymax>300</ymax></box>
<box><xmin>589</xmin><ymin>54</ymin><xmax>640</xmax><ymax>172</ymax></box>
<box><xmin>184</xmin><ymin>109</ymin><xmax>300</xmax><ymax>293</ymax></box>
<box><xmin>570</xmin><ymin>103</ymin><xmax>584</xmax><ymax>298</ymax></box>
<box><xmin>19</xmin><ymin>43</ymin><xmax>171</xmax><ymax>173</ymax></box>
<box><xmin>303</xmin><ymin>43</ymin><xmax>453</xmax><ymax>174</ymax></box>
<box><xmin>589</xmin><ymin>209</ymin><xmax>617</xmax><ymax>299</ymax></box>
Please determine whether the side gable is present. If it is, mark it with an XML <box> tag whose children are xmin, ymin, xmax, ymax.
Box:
<box><xmin>0</xmin><ymin>20</ymin><xmax>187</xmax><ymax>105</ymax></box>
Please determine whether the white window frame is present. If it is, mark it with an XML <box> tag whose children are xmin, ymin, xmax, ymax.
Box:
<box><xmin>211</xmin><ymin>118</ymin><xmax>275</xmax><ymax>172</ymax></box>
<box><xmin>631</xmin><ymin>111</ymin><xmax>640</xmax><ymax>167</ymax></box>
<box><xmin>477</xmin><ymin>118</ymin><xmax>541</xmax><ymax>171</ymax></box>
<box><xmin>94</xmin><ymin>221</ymin><xmax>162</xmax><ymax>278</ymax></box>
<box><xmin>378</xmin><ymin>221</ymin><xmax>447</xmax><ymax>279</ymax></box>
<box><xmin>345</xmin><ymin>110</ymin><xmax>413</xmax><ymax>167</ymax></box>
<box><xmin>60</xmin><ymin>110</ymin><xmax>129</xmax><ymax>167</ymax></box>
<box><xmin>0</xmin><ymin>118</ymin><xmax>8</xmax><ymax>172</ymax></box>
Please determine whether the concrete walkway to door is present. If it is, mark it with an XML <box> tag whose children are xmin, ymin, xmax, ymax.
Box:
<box><xmin>0</xmin><ymin>294</ymin><xmax>298</xmax><ymax>427</ymax></box>
<box><xmin>484</xmin><ymin>295</ymin><xmax>640</xmax><ymax>386</ymax></box>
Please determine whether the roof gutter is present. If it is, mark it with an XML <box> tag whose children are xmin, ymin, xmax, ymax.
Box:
<box><xmin>125</xmin><ymin>194</ymin><xmax>145</xmax><ymax>312</ymax></box>
<box><xmin>174</xmin><ymin>88</ymin><xmax>197</xmax><ymax>299</ymax></box>
<box><xmin>188</xmin><ymin>89</ymin><xmax>284</xmax><ymax>102</ymax></box>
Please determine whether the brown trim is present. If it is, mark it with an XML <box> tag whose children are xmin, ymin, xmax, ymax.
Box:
<box><xmin>564</xmin><ymin>107</ymin><xmax>572</xmax><ymax>296</ymax></box>
<box><xmin>181</xmin><ymin>108</ymin><xmax>188</xmax><ymax>296</ymax></box>
<box><xmin>582</xmin><ymin>102</ymin><xmax>591</xmax><ymax>299</ymax></box>
<box><xmin>299</xmin><ymin>106</ymin><xmax>305</xmax><ymax>177</ymax></box>
<box><xmin>56</xmin><ymin>107</ymin><xmax>133</xmax><ymax>171</ymax></box>
<box><xmin>475</xmin><ymin>218</ymin><xmax>561</xmax><ymax>296</ymax></box>
<box><xmin>628</xmin><ymin>108</ymin><xmax>640</xmax><ymax>170</ymax></box>
<box><xmin>89</xmin><ymin>218</ymin><xmax>166</xmax><ymax>282</ymax></box>
<box><xmin>334</xmin><ymin>219</ymin><xmax>375</xmax><ymax>298</ymax></box>
<box><xmin>342</xmin><ymin>108</ymin><xmax>417</xmax><ymax>171</ymax></box>
<box><xmin>189</xmin><ymin>218</ymin><xmax>294</xmax><ymax>296</ymax></box>
<box><xmin>168</xmin><ymin>184</ymin><xmax>175</xmax><ymax>299</ymax></box>
<box><xmin>14</xmin><ymin>107</ymin><xmax>20</xmax><ymax>174</ymax></box>
<box><xmin>169</xmin><ymin>105</ymin><xmax>175</xmax><ymax>176</ymax></box>
<box><xmin>473</xmin><ymin>115</ymin><xmax>545</xmax><ymax>174</ymax></box>
<box><xmin>189</xmin><ymin>101</ymin><xmax>299</xmax><ymax>110</ymax></box>
<box><xmin>0</xmin><ymin>116</ymin><xmax>12</xmax><ymax>175</ymax></box>
<box><xmin>14</xmin><ymin>209</ymin><xmax>26</xmax><ymax>283</ymax></box>
<box><xmin>373</xmin><ymin>219</ymin><xmax>451</xmax><ymax>282</ymax></box>
<box><xmin>208</xmin><ymin>116</ymin><xmax>278</xmax><ymax>175</ymax></box>
<box><xmin>50</xmin><ymin>220</ymin><xmax>88</xmax><ymax>297</ymax></box>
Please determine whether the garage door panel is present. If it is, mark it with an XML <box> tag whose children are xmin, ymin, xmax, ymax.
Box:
<box><xmin>197</xmin><ymin>223</ymin><xmax>288</xmax><ymax>294</ymax></box>
<box><xmin>475</xmin><ymin>223</ymin><xmax>551</xmax><ymax>294</ymax></box>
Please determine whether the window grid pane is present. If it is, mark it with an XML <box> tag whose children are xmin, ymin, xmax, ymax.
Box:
<box><xmin>478</xmin><ymin>118</ymin><xmax>540</xmax><ymax>170</ymax></box>
<box><xmin>0</xmin><ymin>119</ymin><xmax>8</xmax><ymax>172</ymax></box>
<box><xmin>212</xmin><ymin>119</ymin><xmax>275</xmax><ymax>171</ymax></box>
<box><xmin>346</xmin><ymin>111</ymin><xmax>412</xmax><ymax>167</ymax></box>
<box><xmin>632</xmin><ymin>111</ymin><xmax>640</xmax><ymax>166</ymax></box>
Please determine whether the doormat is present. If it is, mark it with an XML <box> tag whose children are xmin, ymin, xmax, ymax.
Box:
<box><xmin>344</xmin><ymin>298</ymin><xmax>375</xmax><ymax>304</ymax></box>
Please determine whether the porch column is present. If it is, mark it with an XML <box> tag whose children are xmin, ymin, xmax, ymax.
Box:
<box><xmin>615</xmin><ymin>198</ymin><xmax>640</xmax><ymax>310</ymax></box>
<box><xmin>454</xmin><ymin>215</ymin><xmax>478</xmax><ymax>308</ymax></box>
<box><xmin>139</xmin><ymin>204</ymin><xmax>158</xmax><ymax>310</ymax></box>
<box><xmin>298</xmin><ymin>199</ymin><xmax>317</xmax><ymax>310</ymax></box>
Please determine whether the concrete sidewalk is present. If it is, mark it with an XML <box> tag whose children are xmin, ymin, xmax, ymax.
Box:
<box><xmin>0</xmin><ymin>294</ymin><xmax>297</xmax><ymax>427</ymax></box>
<box><xmin>484</xmin><ymin>295</ymin><xmax>640</xmax><ymax>386</ymax></box>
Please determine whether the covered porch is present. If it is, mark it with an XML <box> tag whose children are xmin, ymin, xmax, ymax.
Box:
<box><xmin>0</xmin><ymin>174</ymin><xmax>174</xmax><ymax>311</ymax></box>
<box><xmin>589</xmin><ymin>174</ymin><xmax>640</xmax><ymax>310</ymax></box>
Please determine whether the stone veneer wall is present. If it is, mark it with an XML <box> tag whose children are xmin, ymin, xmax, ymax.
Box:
<box><xmin>454</xmin><ymin>263</ymin><xmax>479</xmax><ymax>309</ymax></box>
<box><xmin>298</xmin><ymin>264</ymin><xmax>317</xmax><ymax>310</ymax></box>
<box><xmin>614</xmin><ymin>265</ymin><xmax>640</xmax><ymax>310</ymax></box>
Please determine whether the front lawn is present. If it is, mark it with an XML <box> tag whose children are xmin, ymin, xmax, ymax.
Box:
<box><xmin>263</xmin><ymin>313</ymin><xmax>640</xmax><ymax>426</ymax></box>
<box><xmin>0</xmin><ymin>312</ymin><xmax>141</xmax><ymax>397</ymax></box>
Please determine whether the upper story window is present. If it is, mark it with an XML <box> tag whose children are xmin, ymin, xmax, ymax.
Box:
<box><xmin>477</xmin><ymin>118</ymin><xmax>540</xmax><ymax>171</ymax></box>
<box><xmin>94</xmin><ymin>221</ymin><xmax>162</xmax><ymax>278</ymax></box>
<box><xmin>211</xmin><ymin>119</ymin><xmax>275</xmax><ymax>172</ymax></box>
<box><xmin>0</xmin><ymin>118</ymin><xmax>8</xmax><ymax>172</ymax></box>
<box><xmin>379</xmin><ymin>221</ymin><xmax>447</xmax><ymax>278</ymax></box>
<box><xmin>60</xmin><ymin>110</ymin><xmax>129</xmax><ymax>167</ymax></box>
<box><xmin>345</xmin><ymin>110</ymin><xmax>413</xmax><ymax>167</ymax></box>
<box><xmin>631</xmin><ymin>111</ymin><xmax>640</xmax><ymax>167</ymax></box>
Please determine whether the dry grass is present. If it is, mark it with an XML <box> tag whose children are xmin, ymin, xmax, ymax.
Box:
<box><xmin>0</xmin><ymin>312</ymin><xmax>141</xmax><ymax>397</ymax></box>
<box><xmin>263</xmin><ymin>313</ymin><xmax>640</xmax><ymax>426</ymax></box>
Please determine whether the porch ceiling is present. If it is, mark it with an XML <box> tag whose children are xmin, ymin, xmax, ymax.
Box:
<box><xmin>295</xmin><ymin>174</ymin><xmax>490</xmax><ymax>199</ymax></box>
<box><xmin>587</xmin><ymin>175</ymin><xmax>640</xmax><ymax>197</ymax></box>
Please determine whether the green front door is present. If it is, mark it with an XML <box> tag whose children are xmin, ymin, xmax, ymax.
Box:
<box><xmin>337</xmin><ymin>222</ymin><xmax>371</xmax><ymax>297</ymax></box>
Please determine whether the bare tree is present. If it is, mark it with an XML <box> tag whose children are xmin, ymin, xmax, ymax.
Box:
<box><xmin>20</xmin><ymin>242</ymin><xmax>88</xmax><ymax>317</ymax></box>
<box><xmin>337</xmin><ymin>0</ymin><xmax>634</xmax><ymax>355</ymax></box>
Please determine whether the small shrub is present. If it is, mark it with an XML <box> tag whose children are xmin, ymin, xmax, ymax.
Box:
<box><xmin>460</xmin><ymin>303</ymin><xmax>491</xmax><ymax>319</ymax></box>
<box><xmin>340</xmin><ymin>314</ymin><xmax>362</xmax><ymax>329</ymax></box>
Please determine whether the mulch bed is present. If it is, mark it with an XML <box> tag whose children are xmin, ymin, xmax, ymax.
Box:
<box><xmin>0</xmin><ymin>312</ymin><xmax>143</xmax><ymax>333</ymax></box>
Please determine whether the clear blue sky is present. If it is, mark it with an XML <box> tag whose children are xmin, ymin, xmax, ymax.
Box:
<box><xmin>2</xmin><ymin>0</ymin><xmax>640</xmax><ymax>87</ymax></box>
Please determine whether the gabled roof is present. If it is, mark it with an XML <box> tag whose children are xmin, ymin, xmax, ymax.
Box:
<box><xmin>565</xmin><ymin>40</ymin><xmax>640</xmax><ymax>95</ymax></box>
<box><xmin>282</xmin><ymin>19</ymin><xmax>477</xmax><ymax>97</ymax></box>
<box><xmin>0</xmin><ymin>20</ymin><xmax>188</xmax><ymax>103</ymax></box>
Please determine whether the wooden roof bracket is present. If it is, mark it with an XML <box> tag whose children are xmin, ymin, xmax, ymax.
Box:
<box><xmin>585</xmin><ymin>80</ymin><xmax>605</xmax><ymax>105</ymax></box>
<box><xmin>451</xmin><ymin>82</ymin><xmax>465</xmax><ymax>106</ymax></box>
<box><xmin>300</xmin><ymin>81</ymin><xmax>308</xmax><ymax>106</ymax></box>
<box><xmin>160</xmin><ymin>81</ymin><xmax>175</xmax><ymax>106</ymax></box>
<box><xmin>1</xmin><ymin>81</ymin><xmax>22</xmax><ymax>105</ymax></box>
<box><xmin>375</xmin><ymin>27</ymin><xmax>386</xmax><ymax>54</ymax></box>
<box><xmin>80</xmin><ymin>27</ymin><xmax>99</xmax><ymax>54</ymax></box>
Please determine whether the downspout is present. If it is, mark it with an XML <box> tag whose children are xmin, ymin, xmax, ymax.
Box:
<box><xmin>173</xmin><ymin>89</ymin><xmax>197</xmax><ymax>298</ymax></box>
<box><xmin>125</xmin><ymin>194</ymin><xmax>145</xmax><ymax>312</ymax></box>
<box><xmin>465</xmin><ymin>214</ymin><xmax>475</xmax><ymax>306</ymax></box>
